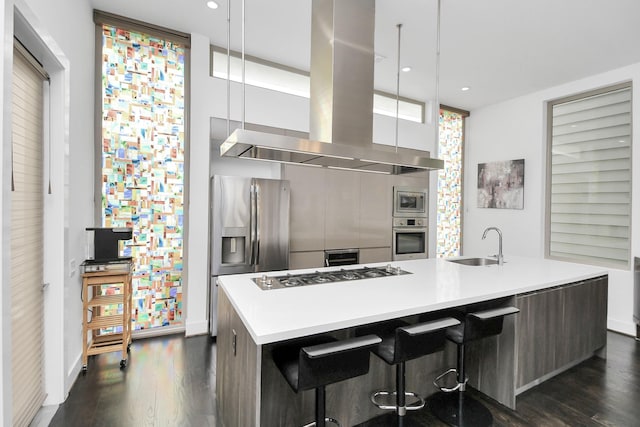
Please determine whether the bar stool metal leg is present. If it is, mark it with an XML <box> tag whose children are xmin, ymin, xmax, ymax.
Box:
<box><xmin>362</xmin><ymin>317</ymin><xmax>461</xmax><ymax>418</ymax></box>
<box><xmin>431</xmin><ymin>306</ymin><xmax>519</xmax><ymax>426</ymax></box>
<box><xmin>430</xmin><ymin>342</ymin><xmax>492</xmax><ymax>426</ymax></box>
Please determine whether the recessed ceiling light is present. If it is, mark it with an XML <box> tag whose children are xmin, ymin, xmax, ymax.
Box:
<box><xmin>401</xmin><ymin>66</ymin><xmax>412</xmax><ymax>72</ymax></box>
<box><xmin>461</xmin><ymin>86</ymin><xmax>470</xmax><ymax>91</ymax></box>
<box><xmin>206</xmin><ymin>1</ymin><xmax>219</xmax><ymax>9</ymax></box>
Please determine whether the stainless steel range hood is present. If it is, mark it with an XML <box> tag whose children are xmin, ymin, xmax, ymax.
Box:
<box><xmin>220</xmin><ymin>0</ymin><xmax>444</xmax><ymax>174</ymax></box>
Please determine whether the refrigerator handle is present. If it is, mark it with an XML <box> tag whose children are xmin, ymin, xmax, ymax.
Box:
<box><xmin>250</xmin><ymin>181</ymin><xmax>258</xmax><ymax>266</ymax></box>
<box><xmin>255</xmin><ymin>183</ymin><xmax>261</xmax><ymax>266</ymax></box>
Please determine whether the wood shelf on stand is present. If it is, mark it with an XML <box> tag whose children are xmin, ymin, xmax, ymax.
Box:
<box><xmin>81</xmin><ymin>264</ymin><xmax>132</xmax><ymax>372</ymax></box>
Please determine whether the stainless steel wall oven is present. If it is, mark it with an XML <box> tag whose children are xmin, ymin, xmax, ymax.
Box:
<box><xmin>392</xmin><ymin>217</ymin><xmax>428</xmax><ymax>261</ymax></box>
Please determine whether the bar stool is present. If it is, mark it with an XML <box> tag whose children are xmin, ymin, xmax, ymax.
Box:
<box><xmin>431</xmin><ymin>306</ymin><xmax>520</xmax><ymax>427</ymax></box>
<box><xmin>272</xmin><ymin>334</ymin><xmax>381</xmax><ymax>427</ymax></box>
<box><xmin>356</xmin><ymin>316</ymin><xmax>461</xmax><ymax>418</ymax></box>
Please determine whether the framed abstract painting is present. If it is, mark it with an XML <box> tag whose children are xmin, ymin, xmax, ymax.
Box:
<box><xmin>477</xmin><ymin>159</ymin><xmax>525</xmax><ymax>209</ymax></box>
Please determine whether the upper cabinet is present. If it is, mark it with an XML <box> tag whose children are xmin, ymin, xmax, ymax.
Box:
<box><xmin>284</xmin><ymin>165</ymin><xmax>395</xmax><ymax>258</ymax></box>
<box><xmin>283</xmin><ymin>165</ymin><xmax>326</xmax><ymax>252</ymax></box>
<box><xmin>359</xmin><ymin>173</ymin><xmax>392</xmax><ymax>248</ymax></box>
<box><xmin>325</xmin><ymin>169</ymin><xmax>360</xmax><ymax>250</ymax></box>
<box><xmin>392</xmin><ymin>172</ymin><xmax>430</xmax><ymax>192</ymax></box>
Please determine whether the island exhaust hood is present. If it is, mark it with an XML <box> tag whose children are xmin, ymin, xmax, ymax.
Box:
<box><xmin>219</xmin><ymin>0</ymin><xmax>444</xmax><ymax>174</ymax></box>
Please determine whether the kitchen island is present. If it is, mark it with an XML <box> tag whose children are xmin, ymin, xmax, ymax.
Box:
<box><xmin>216</xmin><ymin>256</ymin><xmax>608</xmax><ymax>427</ymax></box>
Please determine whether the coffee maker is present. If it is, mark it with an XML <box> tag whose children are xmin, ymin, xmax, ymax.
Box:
<box><xmin>85</xmin><ymin>227</ymin><xmax>133</xmax><ymax>262</ymax></box>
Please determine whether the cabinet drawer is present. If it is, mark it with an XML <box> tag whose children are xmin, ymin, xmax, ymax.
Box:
<box><xmin>289</xmin><ymin>251</ymin><xmax>325</xmax><ymax>270</ymax></box>
<box><xmin>360</xmin><ymin>247</ymin><xmax>392</xmax><ymax>264</ymax></box>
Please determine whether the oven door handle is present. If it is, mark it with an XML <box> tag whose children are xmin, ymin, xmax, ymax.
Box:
<box><xmin>392</xmin><ymin>227</ymin><xmax>428</xmax><ymax>231</ymax></box>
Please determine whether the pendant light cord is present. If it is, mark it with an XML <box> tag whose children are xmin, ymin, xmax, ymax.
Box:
<box><xmin>241</xmin><ymin>0</ymin><xmax>246</xmax><ymax>130</ymax></box>
<box><xmin>395</xmin><ymin>23</ymin><xmax>402</xmax><ymax>153</ymax></box>
<box><xmin>435</xmin><ymin>0</ymin><xmax>441</xmax><ymax>151</ymax></box>
<box><xmin>226</xmin><ymin>0</ymin><xmax>231</xmax><ymax>137</ymax></box>
<box><xmin>225</xmin><ymin>0</ymin><xmax>246</xmax><ymax>134</ymax></box>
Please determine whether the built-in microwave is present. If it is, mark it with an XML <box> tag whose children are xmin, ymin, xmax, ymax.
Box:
<box><xmin>393</xmin><ymin>186</ymin><xmax>427</xmax><ymax>218</ymax></box>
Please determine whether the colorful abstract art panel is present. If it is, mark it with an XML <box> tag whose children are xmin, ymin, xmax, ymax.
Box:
<box><xmin>437</xmin><ymin>110</ymin><xmax>464</xmax><ymax>258</ymax></box>
<box><xmin>100</xmin><ymin>25</ymin><xmax>185</xmax><ymax>330</ymax></box>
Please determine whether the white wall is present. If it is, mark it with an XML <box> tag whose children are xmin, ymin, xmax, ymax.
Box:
<box><xmin>464</xmin><ymin>62</ymin><xmax>640</xmax><ymax>336</ymax></box>
<box><xmin>19</xmin><ymin>0</ymin><xmax>95</xmax><ymax>399</ymax></box>
<box><xmin>1</xmin><ymin>2</ymin><xmax>14</xmax><ymax>424</ymax></box>
<box><xmin>184</xmin><ymin>34</ymin><xmax>211</xmax><ymax>336</ymax></box>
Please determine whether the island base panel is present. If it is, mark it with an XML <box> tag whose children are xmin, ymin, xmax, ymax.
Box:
<box><xmin>515</xmin><ymin>276</ymin><xmax>608</xmax><ymax>393</ymax></box>
<box><xmin>216</xmin><ymin>288</ymin><xmax>260</xmax><ymax>427</ymax></box>
<box><xmin>464</xmin><ymin>300</ymin><xmax>517</xmax><ymax>409</ymax></box>
<box><xmin>215</xmin><ymin>273</ymin><xmax>608</xmax><ymax>425</ymax></box>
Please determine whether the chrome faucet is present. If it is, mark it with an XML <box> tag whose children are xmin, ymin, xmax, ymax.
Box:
<box><xmin>482</xmin><ymin>227</ymin><xmax>504</xmax><ymax>265</ymax></box>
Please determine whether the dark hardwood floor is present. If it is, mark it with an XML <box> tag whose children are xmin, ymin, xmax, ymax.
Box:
<box><xmin>50</xmin><ymin>331</ymin><xmax>639</xmax><ymax>427</ymax></box>
<box><xmin>49</xmin><ymin>334</ymin><xmax>218</xmax><ymax>427</ymax></box>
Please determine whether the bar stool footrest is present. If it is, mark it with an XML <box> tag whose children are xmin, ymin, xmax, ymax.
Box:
<box><xmin>371</xmin><ymin>390</ymin><xmax>426</xmax><ymax>412</ymax></box>
<box><xmin>434</xmin><ymin>368</ymin><xmax>467</xmax><ymax>392</ymax></box>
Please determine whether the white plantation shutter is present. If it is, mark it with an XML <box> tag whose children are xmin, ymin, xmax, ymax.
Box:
<box><xmin>11</xmin><ymin>43</ymin><xmax>47</xmax><ymax>427</ymax></box>
<box><xmin>548</xmin><ymin>85</ymin><xmax>632</xmax><ymax>268</ymax></box>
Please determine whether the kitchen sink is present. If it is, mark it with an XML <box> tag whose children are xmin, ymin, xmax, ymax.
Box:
<box><xmin>446</xmin><ymin>257</ymin><xmax>499</xmax><ymax>266</ymax></box>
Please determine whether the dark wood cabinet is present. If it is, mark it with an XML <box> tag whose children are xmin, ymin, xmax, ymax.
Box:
<box><xmin>216</xmin><ymin>274</ymin><xmax>609</xmax><ymax>425</ymax></box>
<box><xmin>515</xmin><ymin>276</ymin><xmax>608</xmax><ymax>391</ymax></box>
<box><xmin>216</xmin><ymin>288</ymin><xmax>259</xmax><ymax>427</ymax></box>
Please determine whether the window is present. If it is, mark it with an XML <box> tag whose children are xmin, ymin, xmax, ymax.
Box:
<box><xmin>547</xmin><ymin>83</ymin><xmax>632</xmax><ymax>269</ymax></box>
<box><xmin>437</xmin><ymin>108</ymin><xmax>467</xmax><ymax>258</ymax></box>
<box><xmin>210</xmin><ymin>47</ymin><xmax>424</xmax><ymax>123</ymax></box>
<box><xmin>96</xmin><ymin>14</ymin><xmax>189</xmax><ymax>331</ymax></box>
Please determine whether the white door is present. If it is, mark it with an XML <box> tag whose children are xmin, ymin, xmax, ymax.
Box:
<box><xmin>11</xmin><ymin>42</ymin><xmax>47</xmax><ymax>427</ymax></box>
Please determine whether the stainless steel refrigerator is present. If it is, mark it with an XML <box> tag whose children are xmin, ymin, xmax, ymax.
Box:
<box><xmin>209</xmin><ymin>175</ymin><xmax>290</xmax><ymax>336</ymax></box>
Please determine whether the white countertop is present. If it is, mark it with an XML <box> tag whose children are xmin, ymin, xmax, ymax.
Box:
<box><xmin>217</xmin><ymin>256</ymin><xmax>608</xmax><ymax>345</ymax></box>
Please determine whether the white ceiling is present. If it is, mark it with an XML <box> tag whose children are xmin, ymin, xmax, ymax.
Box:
<box><xmin>90</xmin><ymin>0</ymin><xmax>640</xmax><ymax>111</ymax></box>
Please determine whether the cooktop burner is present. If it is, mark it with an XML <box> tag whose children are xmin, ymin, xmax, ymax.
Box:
<box><xmin>253</xmin><ymin>265</ymin><xmax>411</xmax><ymax>290</ymax></box>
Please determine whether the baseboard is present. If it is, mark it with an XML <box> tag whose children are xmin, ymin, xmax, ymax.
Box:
<box><xmin>607</xmin><ymin>318</ymin><xmax>636</xmax><ymax>337</ymax></box>
<box><xmin>185</xmin><ymin>319</ymin><xmax>209</xmax><ymax>337</ymax></box>
<box><xmin>30</xmin><ymin>405</ymin><xmax>59</xmax><ymax>427</ymax></box>
<box><xmin>65</xmin><ymin>353</ymin><xmax>83</xmax><ymax>397</ymax></box>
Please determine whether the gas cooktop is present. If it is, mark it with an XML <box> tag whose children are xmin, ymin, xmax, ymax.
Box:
<box><xmin>253</xmin><ymin>265</ymin><xmax>411</xmax><ymax>290</ymax></box>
